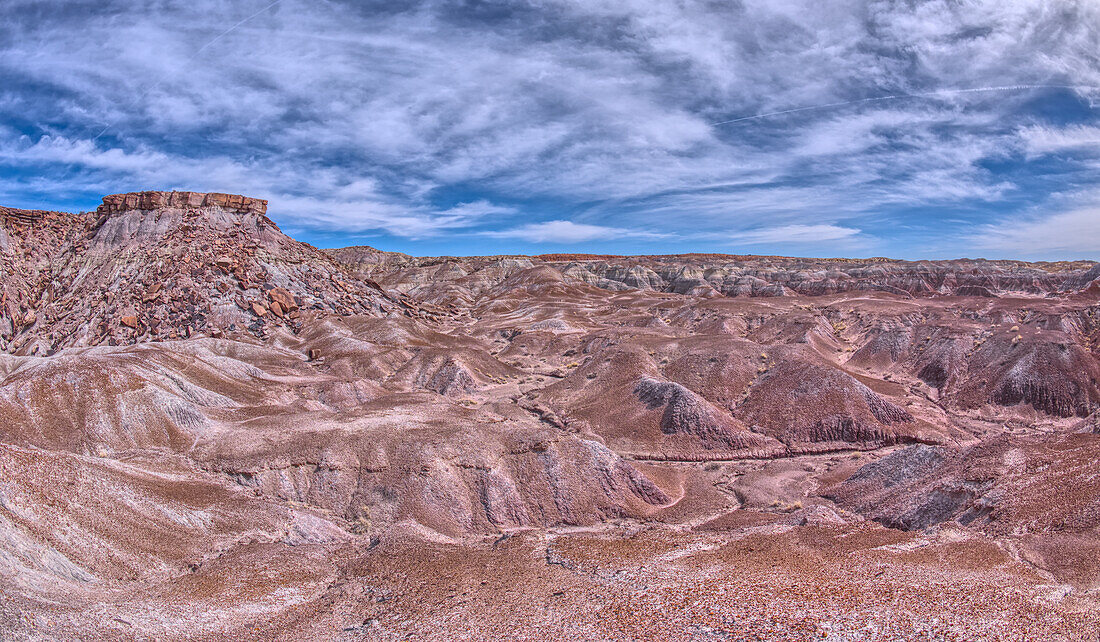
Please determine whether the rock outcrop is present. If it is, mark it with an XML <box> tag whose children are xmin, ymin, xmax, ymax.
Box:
<box><xmin>96</xmin><ymin>190</ymin><xmax>268</xmax><ymax>216</ymax></box>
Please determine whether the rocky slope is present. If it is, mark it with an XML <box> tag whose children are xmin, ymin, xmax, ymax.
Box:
<box><xmin>0</xmin><ymin>192</ymin><xmax>420</xmax><ymax>355</ymax></box>
<box><xmin>2</xmin><ymin>192</ymin><xmax>1099</xmax><ymax>639</ymax></box>
<box><xmin>828</xmin><ymin>432</ymin><xmax>1100</xmax><ymax>589</ymax></box>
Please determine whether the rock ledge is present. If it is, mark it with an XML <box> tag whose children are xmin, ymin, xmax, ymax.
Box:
<box><xmin>97</xmin><ymin>191</ymin><xmax>267</xmax><ymax>215</ymax></box>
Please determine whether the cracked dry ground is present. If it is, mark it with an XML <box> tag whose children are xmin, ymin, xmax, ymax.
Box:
<box><xmin>3</xmin><ymin>195</ymin><xmax>1100</xmax><ymax>640</ymax></box>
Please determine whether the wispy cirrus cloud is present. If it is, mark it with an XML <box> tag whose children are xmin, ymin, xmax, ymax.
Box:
<box><xmin>0</xmin><ymin>0</ymin><xmax>1098</xmax><ymax>257</ymax></box>
<box><xmin>486</xmin><ymin>219</ymin><xmax>859</xmax><ymax>248</ymax></box>
<box><xmin>1017</xmin><ymin>125</ymin><xmax>1100</xmax><ymax>158</ymax></box>
<box><xmin>486</xmin><ymin>220</ymin><xmax>667</xmax><ymax>244</ymax></box>
<box><xmin>974</xmin><ymin>213</ymin><xmax>1100</xmax><ymax>260</ymax></box>
<box><xmin>727</xmin><ymin>224</ymin><xmax>862</xmax><ymax>246</ymax></box>
<box><xmin>970</xmin><ymin>201</ymin><xmax>1100</xmax><ymax>260</ymax></box>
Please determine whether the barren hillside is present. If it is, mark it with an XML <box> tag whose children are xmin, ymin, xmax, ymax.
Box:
<box><xmin>2</xmin><ymin>192</ymin><xmax>1099</xmax><ymax>640</ymax></box>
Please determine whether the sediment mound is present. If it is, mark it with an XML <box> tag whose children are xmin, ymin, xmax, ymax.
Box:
<box><xmin>954</xmin><ymin>335</ymin><xmax>1100</xmax><ymax>417</ymax></box>
<box><xmin>634</xmin><ymin>377</ymin><xmax>777</xmax><ymax>451</ymax></box>
<box><xmin>828</xmin><ymin>433</ymin><xmax>1100</xmax><ymax>589</ymax></box>
<box><xmin>736</xmin><ymin>360</ymin><xmax>927</xmax><ymax>451</ymax></box>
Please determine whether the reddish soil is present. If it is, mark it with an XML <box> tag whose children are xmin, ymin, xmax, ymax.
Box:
<box><xmin>1</xmin><ymin>192</ymin><xmax>1098</xmax><ymax>640</ymax></box>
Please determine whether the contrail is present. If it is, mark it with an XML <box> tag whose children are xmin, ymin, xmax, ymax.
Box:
<box><xmin>711</xmin><ymin>84</ymin><xmax>1100</xmax><ymax>126</ymax></box>
<box><xmin>91</xmin><ymin>0</ymin><xmax>285</xmax><ymax>142</ymax></box>
<box><xmin>193</xmin><ymin>0</ymin><xmax>286</xmax><ymax>57</ymax></box>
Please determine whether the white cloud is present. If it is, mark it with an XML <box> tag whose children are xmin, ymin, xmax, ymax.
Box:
<box><xmin>1</xmin><ymin>0</ymin><xmax>1099</xmax><ymax>253</ymax></box>
<box><xmin>1018</xmin><ymin>125</ymin><xmax>1100</xmax><ymax>158</ymax></box>
<box><xmin>971</xmin><ymin>206</ymin><xmax>1100</xmax><ymax>259</ymax></box>
<box><xmin>728</xmin><ymin>224</ymin><xmax>861</xmax><ymax>245</ymax></box>
<box><xmin>486</xmin><ymin>220</ymin><xmax>665</xmax><ymax>244</ymax></box>
<box><xmin>0</xmin><ymin>132</ymin><xmax>506</xmax><ymax>238</ymax></box>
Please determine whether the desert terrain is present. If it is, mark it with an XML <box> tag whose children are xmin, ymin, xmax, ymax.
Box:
<box><xmin>1</xmin><ymin>191</ymin><xmax>1099</xmax><ymax>640</ymax></box>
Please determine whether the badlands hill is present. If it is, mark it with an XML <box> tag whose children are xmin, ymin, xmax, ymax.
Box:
<box><xmin>2</xmin><ymin>191</ymin><xmax>1099</xmax><ymax>640</ymax></box>
<box><xmin>0</xmin><ymin>192</ymin><xmax>416</xmax><ymax>355</ymax></box>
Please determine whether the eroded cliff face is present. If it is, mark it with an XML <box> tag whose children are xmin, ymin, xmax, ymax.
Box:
<box><xmin>336</xmin><ymin>246</ymin><xmax>1100</xmax><ymax>301</ymax></box>
<box><xmin>96</xmin><ymin>190</ymin><xmax>268</xmax><ymax>216</ymax></box>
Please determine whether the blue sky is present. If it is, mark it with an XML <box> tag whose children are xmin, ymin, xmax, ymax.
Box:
<box><xmin>1</xmin><ymin>0</ymin><xmax>1099</xmax><ymax>260</ymax></box>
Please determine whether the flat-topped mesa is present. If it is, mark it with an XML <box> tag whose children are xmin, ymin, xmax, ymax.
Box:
<box><xmin>97</xmin><ymin>191</ymin><xmax>267</xmax><ymax>216</ymax></box>
<box><xmin>87</xmin><ymin>190</ymin><xmax>278</xmax><ymax>252</ymax></box>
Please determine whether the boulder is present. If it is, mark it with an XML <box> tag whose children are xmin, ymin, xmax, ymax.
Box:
<box><xmin>268</xmin><ymin>287</ymin><xmax>297</xmax><ymax>311</ymax></box>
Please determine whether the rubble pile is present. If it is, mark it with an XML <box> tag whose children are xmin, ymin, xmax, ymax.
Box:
<box><xmin>0</xmin><ymin>191</ymin><xmax>417</xmax><ymax>354</ymax></box>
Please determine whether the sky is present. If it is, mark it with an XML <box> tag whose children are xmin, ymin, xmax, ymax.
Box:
<box><xmin>1</xmin><ymin>0</ymin><xmax>1099</xmax><ymax>260</ymax></box>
